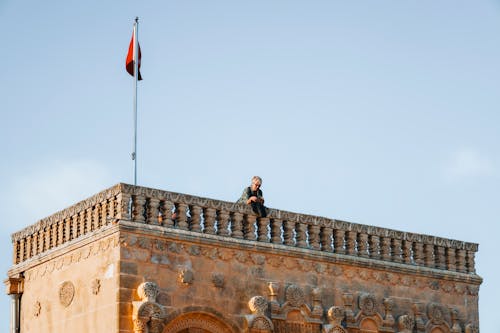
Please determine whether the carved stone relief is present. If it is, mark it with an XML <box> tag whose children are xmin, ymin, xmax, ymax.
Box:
<box><xmin>427</xmin><ymin>303</ymin><xmax>446</xmax><ymax>325</ymax></box>
<box><xmin>245</xmin><ymin>296</ymin><xmax>273</xmax><ymax>332</ymax></box>
<box><xmin>212</xmin><ymin>272</ymin><xmax>225</xmax><ymax>288</ymax></box>
<box><xmin>132</xmin><ymin>282</ymin><xmax>166</xmax><ymax>333</ymax></box>
<box><xmin>59</xmin><ymin>281</ymin><xmax>75</xmax><ymax>307</ymax></box>
<box><xmin>33</xmin><ymin>301</ymin><xmax>41</xmax><ymax>317</ymax></box>
<box><xmin>178</xmin><ymin>267</ymin><xmax>194</xmax><ymax>285</ymax></box>
<box><xmin>359</xmin><ymin>293</ymin><xmax>377</xmax><ymax>316</ymax></box>
<box><xmin>286</xmin><ymin>284</ymin><xmax>305</xmax><ymax>308</ymax></box>
<box><xmin>91</xmin><ymin>278</ymin><xmax>101</xmax><ymax>295</ymax></box>
<box><xmin>397</xmin><ymin>314</ymin><xmax>414</xmax><ymax>333</ymax></box>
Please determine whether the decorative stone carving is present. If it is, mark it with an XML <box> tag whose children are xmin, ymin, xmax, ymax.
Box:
<box><xmin>412</xmin><ymin>302</ymin><xmax>426</xmax><ymax>332</ymax></box>
<box><xmin>212</xmin><ymin>272</ymin><xmax>224</xmax><ymax>288</ymax></box>
<box><xmin>33</xmin><ymin>301</ymin><xmax>41</xmax><ymax>317</ymax></box>
<box><xmin>359</xmin><ymin>293</ymin><xmax>377</xmax><ymax>316</ymax></box>
<box><xmin>328</xmin><ymin>306</ymin><xmax>345</xmax><ymax>326</ymax></box>
<box><xmin>465</xmin><ymin>323</ymin><xmax>479</xmax><ymax>333</ymax></box>
<box><xmin>286</xmin><ymin>284</ymin><xmax>305</xmax><ymax>308</ymax></box>
<box><xmin>343</xmin><ymin>293</ymin><xmax>355</xmax><ymax>324</ymax></box>
<box><xmin>246</xmin><ymin>296</ymin><xmax>273</xmax><ymax>332</ymax></box>
<box><xmin>450</xmin><ymin>308</ymin><xmax>462</xmax><ymax>333</ymax></box>
<box><xmin>249</xmin><ymin>296</ymin><xmax>268</xmax><ymax>315</ymax></box>
<box><xmin>323</xmin><ymin>307</ymin><xmax>346</xmax><ymax>333</ymax></box>
<box><xmin>132</xmin><ymin>282</ymin><xmax>166</xmax><ymax>333</ymax></box>
<box><xmin>397</xmin><ymin>314</ymin><xmax>414</xmax><ymax>333</ymax></box>
<box><xmin>383</xmin><ymin>298</ymin><xmax>395</xmax><ymax>328</ymax></box>
<box><xmin>178</xmin><ymin>267</ymin><xmax>194</xmax><ymax>285</ymax></box>
<box><xmin>91</xmin><ymin>279</ymin><xmax>101</xmax><ymax>295</ymax></box>
<box><xmin>138</xmin><ymin>281</ymin><xmax>159</xmax><ymax>302</ymax></box>
<box><xmin>311</xmin><ymin>288</ymin><xmax>323</xmax><ymax>318</ymax></box>
<box><xmin>268</xmin><ymin>282</ymin><xmax>280</xmax><ymax>314</ymax></box>
<box><xmin>427</xmin><ymin>303</ymin><xmax>446</xmax><ymax>325</ymax></box>
<box><xmin>59</xmin><ymin>281</ymin><xmax>75</xmax><ymax>307</ymax></box>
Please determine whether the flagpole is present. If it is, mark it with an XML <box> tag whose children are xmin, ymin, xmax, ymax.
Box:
<box><xmin>132</xmin><ymin>17</ymin><xmax>139</xmax><ymax>186</ymax></box>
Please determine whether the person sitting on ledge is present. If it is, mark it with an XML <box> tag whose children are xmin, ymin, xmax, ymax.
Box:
<box><xmin>237</xmin><ymin>176</ymin><xmax>267</xmax><ymax>217</ymax></box>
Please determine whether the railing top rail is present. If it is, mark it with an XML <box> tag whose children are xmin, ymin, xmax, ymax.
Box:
<box><xmin>11</xmin><ymin>183</ymin><xmax>479</xmax><ymax>252</ymax></box>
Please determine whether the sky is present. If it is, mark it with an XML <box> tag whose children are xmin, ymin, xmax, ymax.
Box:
<box><xmin>1</xmin><ymin>0</ymin><xmax>499</xmax><ymax>331</ymax></box>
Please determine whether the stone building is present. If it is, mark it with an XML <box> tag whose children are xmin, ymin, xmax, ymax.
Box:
<box><xmin>5</xmin><ymin>183</ymin><xmax>481</xmax><ymax>333</ymax></box>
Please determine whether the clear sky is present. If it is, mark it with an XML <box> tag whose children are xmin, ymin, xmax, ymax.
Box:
<box><xmin>1</xmin><ymin>0</ymin><xmax>499</xmax><ymax>331</ymax></box>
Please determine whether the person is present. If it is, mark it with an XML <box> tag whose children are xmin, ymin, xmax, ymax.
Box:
<box><xmin>238</xmin><ymin>176</ymin><xmax>267</xmax><ymax>217</ymax></box>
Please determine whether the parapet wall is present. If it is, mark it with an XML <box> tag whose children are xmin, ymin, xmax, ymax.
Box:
<box><xmin>11</xmin><ymin>183</ymin><xmax>479</xmax><ymax>276</ymax></box>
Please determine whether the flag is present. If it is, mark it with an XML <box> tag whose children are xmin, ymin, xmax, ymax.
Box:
<box><xmin>125</xmin><ymin>31</ymin><xmax>142</xmax><ymax>80</ymax></box>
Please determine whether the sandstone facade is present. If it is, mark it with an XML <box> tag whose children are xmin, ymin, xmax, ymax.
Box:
<box><xmin>5</xmin><ymin>184</ymin><xmax>482</xmax><ymax>333</ymax></box>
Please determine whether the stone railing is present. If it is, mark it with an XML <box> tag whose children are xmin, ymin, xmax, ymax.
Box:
<box><xmin>11</xmin><ymin>183</ymin><xmax>478</xmax><ymax>274</ymax></box>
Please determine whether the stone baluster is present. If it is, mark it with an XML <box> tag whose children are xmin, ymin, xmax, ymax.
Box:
<box><xmin>466</xmin><ymin>250</ymin><xmax>476</xmax><ymax>273</ymax></box>
<box><xmin>175</xmin><ymin>203</ymin><xmax>189</xmax><ymax>230</ymax></box>
<box><xmin>100</xmin><ymin>201</ymin><xmax>107</xmax><ymax>227</ymax></box>
<box><xmin>116</xmin><ymin>192</ymin><xmax>131</xmax><ymax>220</ymax></box>
<box><xmin>188</xmin><ymin>205</ymin><xmax>202</xmax><ymax>232</ymax></box>
<box><xmin>72</xmin><ymin>214</ymin><xmax>80</xmax><ymax>239</ymax></box>
<box><xmin>357</xmin><ymin>233</ymin><xmax>369</xmax><ymax>258</ymax></box>
<box><xmin>19</xmin><ymin>239</ymin><xmax>25</xmax><ymax>262</ymax></box>
<box><xmin>435</xmin><ymin>246</ymin><xmax>446</xmax><ymax>269</ymax></box>
<box><xmin>308</xmin><ymin>224</ymin><xmax>321</xmax><ymax>250</ymax></box>
<box><xmin>51</xmin><ymin>223</ymin><xmax>57</xmax><ymax>248</ymax></box>
<box><xmin>32</xmin><ymin>233</ymin><xmax>38</xmax><ymax>257</ymax></box>
<box><xmin>93</xmin><ymin>205</ymin><xmax>101</xmax><ymax>230</ymax></box>
<box><xmin>44</xmin><ymin>227</ymin><xmax>51</xmax><ymax>252</ymax></box>
<box><xmin>295</xmin><ymin>222</ymin><xmax>307</xmax><ymax>248</ymax></box>
<box><xmin>146</xmin><ymin>198</ymin><xmax>161</xmax><ymax>225</ymax></box>
<box><xmin>13</xmin><ymin>241</ymin><xmax>19</xmax><ymax>264</ymax></box>
<box><xmin>413</xmin><ymin>242</ymin><xmax>424</xmax><ymax>266</ymax></box>
<box><xmin>107</xmin><ymin>197</ymin><xmax>116</xmax><ymax>220</ymax></box>
<box><xmin>217</xmin><ymin>210</ymin><xmax>230</xmax><ymax>236</ymax></box>
<box><xmin>320</xmin><ymin>226</ymin><xmax>333</xmax><ymax>252</ymax></box>
<box><xmin>283</xmin><ymin>220</ymin><xmax>295</xmax><ymax>246</ymax></box>
<box><xmin>37</xmin><ymin>230</ymin><xmax>44</xmax><ymax>255</ymax></box>
<box><xmin>380</xmin><ymin>237</ymin><xmax>392</xmax><ymax>261</ymax></box>
<box><xmin>333</xmin><ymin>229</ymin><xmax>345</xmax><ymax>254</ymax></box>
<box><xmin>80</xmin><ymin>211</ymin><xmax>87</xmax><ymax>236</ymax></box>
<box><xmin>392</xmin><ymin>239</ymin><xmax>403</xmax><ymax>263</ymax></box>
<box><xmin>446</xmin><ymin>248</ymin><xmax>457</xmax><ymax>271</ymax></box>
<box><xmin>57</xmin><ymin>219</ymin><xmax>64</xmax><ymax>245</ymax></box>
<box><xmin>243</xmin><ymin>214</ymin><xmax>257</xmax><ymax>240</ymax></box>
<box><xmin>132</xmin><ymin>195</ymin><xmax>146</xmax><ymax>223</ymax></box>
<box><xmin>159</xmin><ymin>200</ymin><xmax>174</xmax><ymax>227</ymax></box>
<box><xmin>346</xmin><ymin>231</ymin><xmax>357</xmax><ymax>256</ymax></box>
<box><xmin>456</xmin><ymin>249</ymin><xmax>466</xmax><ymax>273</ymax></box>
<box><xmin>270</xmin><ymin>218</ymin><xmax>282</xmax><ymax>244</ymax></box>
<box><xmin>25</xmin><ymin>236</ymin><xmax>32</xmax><ymax>260</ymax></box>
<box><xmin>85</xmin><ymin>208</ymin><xmax>93</xmax><ymax>232</ymax></box>
<box><xmin>203</xmin><ymin>207</ymin><xmax>216</xmax><ymax>234</ymax></box>
<box><xmin>230</xmin><ymin>212</ymin><xmax>244</xmax><ymax>239</ymax></box>
<box><xmin>402</xmin><ymin>240</ymin><xmax>412</xmax><ymax>264</ymax></box>
<box><xmin>369</xmin><ymin>235</ymin><xmax>381</xmax><ymax>259</ymax></box>
<box><xmin>257</xmin><ymin>217</ymin><xmax>270</xmax><ymax>242</ymax></box>
<box><xmin>64</xmin><ymin>218</ymin><xmax>71</xmax><ymax>243</ymax></box>
<box><xmin>424</xmin><ymin>244</ymin><xmax>434</xmax><ymax>268</ymax></box>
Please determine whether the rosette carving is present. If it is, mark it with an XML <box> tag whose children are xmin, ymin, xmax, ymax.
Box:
<box><xmin>286</xmin><ymin>284</ymin><xmax>305</xmax><ymax>308</ymax></box>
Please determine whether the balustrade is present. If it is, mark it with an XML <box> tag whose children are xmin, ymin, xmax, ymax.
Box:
<box><xmin>10</xmin><ymin>183</ymin><xmax>479</xmax><ymax>275</ymax></box>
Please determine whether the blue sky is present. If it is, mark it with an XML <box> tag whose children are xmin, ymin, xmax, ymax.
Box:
<box><xmin>1</xmin><ymin>0</ymin><xmax>499</xmax><ymax>331</ymax></box>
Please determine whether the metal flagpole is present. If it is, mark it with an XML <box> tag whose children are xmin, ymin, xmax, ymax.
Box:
<box><xmin>132</xmin><ymin>17</ymin><xmax>139</xmax><ymax>186</ymax></box>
